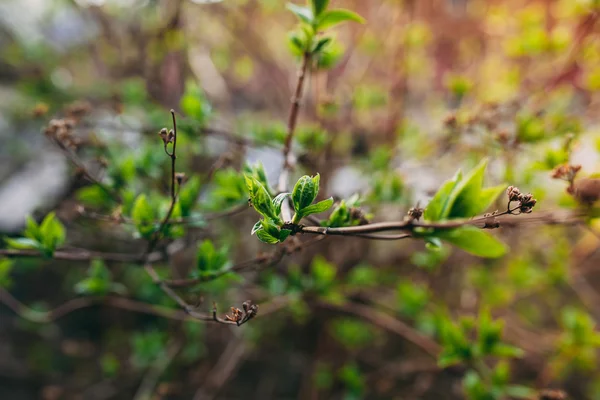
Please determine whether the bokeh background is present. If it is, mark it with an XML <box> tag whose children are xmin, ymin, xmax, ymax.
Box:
<box><xmin>1</xmin><ymin>0</ymin><xmax>600</xmax><ymax>399</ymax></box>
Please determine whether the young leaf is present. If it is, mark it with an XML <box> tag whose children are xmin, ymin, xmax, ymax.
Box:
<box><xmin>287</xmin><ymin>3</ymin><xmax>314</xmax><ymax>24</ymax></box>
<box><xmin>317</xmin><ymin>9</ymin><xmax>365</xmax><ymax>30</ymax></box>
<box><xmin>504</xmin><ymin>385</ymin><xmax>537</xmax><ymax>399</ymax></box>
<box><xmin>433</xmin><ymin>225</ymin><xmax>508</xmax><ymax>258</ymax></box>
<box><xmin>299</xmin><ymin>197</ymin><xmax>334</xmax><ymax>217</ymax></box>
<box><xmin>256</xmin><ymin>229</ymin><xmax>280</xmax><ymax>244</ymax></box>
<box><xmin>446</xmin><ymin>159</ymin><xmax>487</xmax><ymax>219</ymax></box>
<box><xmin>251</xmin><ymin>220</ymin><xmax>262</xmax><ymax>235</ymax></box>
<box><xmin>423</xmin><ymin>170</ymin><xmax>463</xmax><ymax>221</ymax></box>
<box><xmin>178</xmin><ymin>176</ymin><xmax>201</xmax><ymax>217</ymax></box>
<box><xmin>311</xmin><ymin>0</ymin><xmax>330</xmax><ymax>17</ymax></box>
<box><xmin>273</xmin><ymin>192</ymin><xmax>290</xmax><ymax>216</ymax></box>
<box><xmin>261</xmin><ymin>219</ymin><xmax>282</xmax><ymax>239</ymax></box>
<box><xmin>39</xmin><ymin>212</ymin><xmax>66</xmax><ymax>253</ymax></box>
<box><xmin>476</xmin><ymin>184</ymin><xmax>506</xmax><ymax>214</ymax></box>
<box><xmin>312</xmin><ymin>37</ymin><xmax>332</xmax><ymax>54</ymax></box>
<box><xmin>292</xmin><ymin>175</ymin><xmax>319</xmax><ymax>213</ymax></box>
<box><xmin>4</xmin><ymin>237</ymin><xmax>40</xmax><ymax>251</ymax></box>
<box><xmin>131</xmin><ymin>194</ymin><xmax>156</xmax><ymax>238</ymax></box>
<box><xmin>279</xmin><ymin>229</ymin><xmax>292</xmax><ymax>242</ymax></box>
<box><xmin>245</xmin><ymin>175</ymin><xmax>279</xmax><ymax>221</ymax></box>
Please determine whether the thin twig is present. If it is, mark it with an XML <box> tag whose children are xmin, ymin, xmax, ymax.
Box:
<box><xmin>278</xmin><ymin>52</ymin><xmax>312</xmax><ymax>221</ymax></box>
<box><xmin>296</xmin><ymin>209</ymin><xmax>585</xmax><ymax>238</ymax></box>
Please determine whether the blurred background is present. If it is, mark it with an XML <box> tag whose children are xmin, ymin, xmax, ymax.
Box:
<box><xmin>1</xmin><ymin>0</ymin><xmax>600</xmax><ymax>399</ymax></box>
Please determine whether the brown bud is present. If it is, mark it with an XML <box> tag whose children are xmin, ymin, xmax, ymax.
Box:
<box><xmin>158</xmin><ymin>128</ymin><xmax>169</xmax><ymax>144</ymax></box>
<box><xmin>407</xmin><ymin>206</ymin><xmax>424</xmax><ymax>221</ymax></box>
<box><xmin>507</xmin><ymin>186</ymin><xmax>521</xmax><ymax>202</ymax></box>
<box><xmin>175</xmin><ymin>172</ymin><xmax>186</xmax><ymax>185</ymax></box>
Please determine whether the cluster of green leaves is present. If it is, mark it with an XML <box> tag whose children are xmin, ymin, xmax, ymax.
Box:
<box><xmin>130</xmin><ymin>194</ymin><xmax>184</xmax><ymax>240</ymax></box>
<box><xmin>322</xmin><ymin>194</ymin><xmax>370</xmax><ymax>228</ymax></box>
<box><xmin>247</xmin><ymin>172</ymin><xmax>333</xmax><ymax>244</ymax></box>
<box><xmin>4</xmin><ymin>213</ymin><xmax>66</xmax><ymax>257</ymax></box>
<box><xmin>438</xmin><ymin>309</ymin><xmax>532</xmax><ymax>400</ymax></box>
<box><xmin>287</xmin><ymin>0</ymin><xmax>364</xmax><ymax>63</ymax></box>
<box><xmin>420</xmin><ymin>160</ymin><xmax>507</xmax><ymax>258</ymax></box>
<box><xmin>74</xmin><ymin>259</ymin><xmax>126</xmax><ymax>296</ymax></box>
<box><xmin>190</xmin><ymin>239</ymin><xmax>230</xmax><ymax>280</ymax></box>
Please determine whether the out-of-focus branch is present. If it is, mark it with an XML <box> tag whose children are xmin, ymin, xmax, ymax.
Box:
<box><xmin>0</xmin><ymin>248</ymin><xmax>159</xmax><ymax>263</ymax></box>
<box><xmin>317</xmin><ymin>301</ymin><xmax>441</xmax><ymax>358</ymax></box>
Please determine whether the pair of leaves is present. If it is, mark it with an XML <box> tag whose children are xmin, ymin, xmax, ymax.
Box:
<box><xmin>252</xmin><ymin>218</ymin><xmax>292</xmax><ymax>244</ymax></box>
<box><xmin>245</xmin><ymin>175</ymin><xmax>281</xmax><ymax>223</ymax></box>
<box><xmin>322</xmin><ymin>194</ymin><xmax>369</xmax><ymax>228</ymax></box>
<box><xmin>292</xmin><ymin>174</ymin><xmax>333</xmax><ymax>223</ymax></box>
<box><xmin>194</xmin><ymin>239</ymin><xmax>230</xmax><ymax>278</ymax></box>
<box><xmin>4</xmin><ymin>213</ymin><xmax>66</xmax><ymax>257</ymax></box>
<box><xmin>287</xmin><ymin>1</ymin><xmax>364</xmax><ymax>57</ymax></box>
<box><xmin>245</xmin><ymin>175</ymin><xmax>292</xmax><ymax>244</ymax></box>
<box><xmin>287</xmin><ymin>3</ymin><xmax>365</xmax><ymax>31</ymax></box>
<box><xmin>422</xmin><ymin>160</ymin><xmax>507</xmax><ymax>258</ymax></box>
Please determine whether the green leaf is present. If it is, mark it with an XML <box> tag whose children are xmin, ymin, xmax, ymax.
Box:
<box><xmin>178</xmin><ymin>176</ymin><xmax>201</xmax><ymax>217</ymax></box>
<box><xmin>279</xmin><ymin>229</ymin><xmax>292</xmax><ymax>242</ymax></box>
<box><xmin>0</xmin><ymin>258</ymin><xmax>13</xmax><ymax>288</ymax></box>
<box><xmin>313</xmin><ymin>37</ymin><xmax>332</xmax><ymax>54</ymax></box>
<box><xmin>273</xmin><ymin>192</ymin><xmax>290</xmax><ymax>216</ymax></box>
<box><xmin>300</xmin><ymin>197</ymin><xmax>334</xmax><ymax>217</ymax></box>
<box><xmin>311</xmin><ymin>0</ymin><xmax>330</xmax><ymax>16</ymax></box>
<box><xmin>131</xmin><ymin>194</ymin><xmax>156</xmax><ymax>238</ymax></box>
<box><xmin>245</xmin><ymin>175</ymin><xmax>278</xmax><ymax>221</ymax></box>
<box><xmin>256</xmin><ymin>229</ymin><xmax>280</xmax><ymax>244</ymax></box>
<box><xmin>77</xmin><ymin>185</ymin><xmax>111</xmax><ymax>208</ymax></box>
<box><xmin>196</xmin><ymin>240</ymin><xmax>229</xmax><ymax>273</ymax></box>
<box><xmin>438</xmin><ymin>353</ymin><xmax>464</xmax><ymax>368</ymax></box>
<box><xmin>424</xmin><ymin>170</ymin><xmax>463</xmax><ymax>221</ymax></box>
<box><xmin>434</xmin><ymin>225</ymin><xmax>508</xmax><ymax>258</ymax></box>
<box><xmin>288</xmin><ymin>31</ymin><xmax>307</xmax><ymax>55</ymax></box>
<box><xmin>491</xmin><ymin>343</ymin><xmax>524</xmax><ymax>358</ymax></box>
<box><xmin>4</xmin><ymin>237</ymin><xmax>40</xmax><ymax>251</ymax></box>
<box><xmin>505</xmin><ymin>385</ymin><xmax>536</xmax><ymax>399</ymax></box>
<box><xmin>287</xmin><ymin>3</ymin><xmax>314</xmax><ymax>24</ymax></box>
<box><xmin>424</xmin><ymin>160</ymin><xmax>503</xmax><ymax>221</ymax></box>
<box><xmin>317</xmin><ymin>9</ymin><xmax>365</xmax><ymax>30</ymax></box>
<box><xmin>311</xmin><ymin>256</ymin><xmax>336</xmax><ymax>293</ymax></box>
<box><xmin>261</xmin><ymin>219</ymin><xmax>282</xmax><ymax>239</ymax></box>
<box><xmin>39</xmin><ymin>212</ymin><xmax>66</xmax><ymax>253</ymax></box>
<box><xmin>292</xmin><ymin>175</ymin><xmax>318</xmax><ymax>213</ymax></box>
<box><xmin>251</xmin><ymin>220</ymin><xmax>262</xmax><ymax>235</ymax></box>
<box><xmin>476</xmin><ymin>184</ymin><xmax>506</xmax><ymax>215</ymax></box>
<box><xmin>446</xmin><ymin>160</ymin><xmax>488</xmax><ymax>219</ymax></box>
<box><xmin>24</xmin><ymin>216</ymin><xmax>40</xmax><ymax>241</ymax></box>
